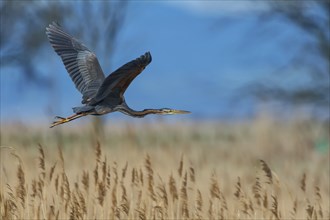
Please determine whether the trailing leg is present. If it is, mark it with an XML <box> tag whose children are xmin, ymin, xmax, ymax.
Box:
<box><xmin>50</xmin><ymin>113</ymin><xmax>88</xmax><ymax>128</ymax></box>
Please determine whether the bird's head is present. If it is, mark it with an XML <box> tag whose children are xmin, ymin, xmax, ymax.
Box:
<box><xmin>157</xmin><ymin>108</ymin><xmax>191</xmax><ymax>115</ymax></box>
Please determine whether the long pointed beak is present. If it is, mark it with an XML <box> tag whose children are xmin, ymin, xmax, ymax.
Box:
<box><xmin>171</xmin><ymin>109</ymin><xmax>191</xmax><ymax>114</ymax></box>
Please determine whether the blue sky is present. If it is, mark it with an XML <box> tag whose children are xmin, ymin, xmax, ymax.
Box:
<box><xmin>1</xmin><ymin>1</ymin><xmax>325</xmax><ymax>124</ymax></box>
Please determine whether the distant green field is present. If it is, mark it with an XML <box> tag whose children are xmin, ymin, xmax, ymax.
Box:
<box><xmin>1</xmin><ymin>116</ymin><xmax>329</xmax><ymax>219</ymax></box>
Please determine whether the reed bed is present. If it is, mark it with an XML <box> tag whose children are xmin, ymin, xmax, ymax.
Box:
<box><xmin>1</xmin><ymin>116</ymin><xmax>329</xmax><ymax>219</ymax></box>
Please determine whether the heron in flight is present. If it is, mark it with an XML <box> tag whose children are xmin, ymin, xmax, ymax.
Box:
<box><xmin>46</xmin><ymin>22</ymin><xmax>189</xmax><ymax>128</ymax></box>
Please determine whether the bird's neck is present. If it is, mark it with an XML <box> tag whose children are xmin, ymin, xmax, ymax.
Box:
<box><xmin>115</xmin><ymin>103</ymin><xmax>161</xmax><ymax>118</ymax></box>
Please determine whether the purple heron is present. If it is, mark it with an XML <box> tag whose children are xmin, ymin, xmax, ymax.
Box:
<box><xmin>46</xmin><ymin>22</ymin><xmax>189</xmax><ymax>128</ymax></box>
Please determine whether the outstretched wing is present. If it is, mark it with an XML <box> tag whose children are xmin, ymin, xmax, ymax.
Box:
<box><xmin>90</xmin><ymin>52</ymin><xmax>152</xmax><ymax>105</ymax></box>
<box><xmin>46</xmin><ymin>22</ymin><xmax>105</xmax><ymax>103</ymax></box>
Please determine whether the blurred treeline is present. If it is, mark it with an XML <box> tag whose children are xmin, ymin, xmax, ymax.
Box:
<box><xmin>1</xmin><ymin>1</ymin><xmax>126</xmax><ymax>85</ymax></box>
<box><xmin>1</xmin><ymin>1</ymin><xmax>329</xmax><ymax>124</ymax></box>
<box><xmin>244</xmin><ymin>1</ymin><xmax>329</xmax><ymax>110</ymax></box>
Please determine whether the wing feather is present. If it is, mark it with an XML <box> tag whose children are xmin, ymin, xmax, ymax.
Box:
<box><xmin>46</xmin><ymin>22</ymin><xmax>105</xmax><ymax>103</ymax></box>
<box><xmin>90</xmin><ymin>52</ymin><xmax>152</xmax><ymax>105</ymax></box>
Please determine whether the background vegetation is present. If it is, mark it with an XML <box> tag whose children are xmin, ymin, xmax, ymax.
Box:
<box><xmin>1</xmin><ymin>115</ymin><xmax>329</xmax><ymax>219</ymax></box>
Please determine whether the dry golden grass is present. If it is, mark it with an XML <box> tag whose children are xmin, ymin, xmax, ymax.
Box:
<box><xmin>0</xmin><ymin>115</ymin><xmax>329</xmax><ymax>219</ymax></box>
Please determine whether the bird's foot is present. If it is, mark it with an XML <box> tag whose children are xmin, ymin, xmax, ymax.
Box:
<box><xmin>50</xmin><ymin>116</ymin><xmax>69</xmax><ymax>128</ymax></box>
<box><xmin>50</xmin><ymin>113</ymin><xmax>86</xmax><ymax>128</ymax></box>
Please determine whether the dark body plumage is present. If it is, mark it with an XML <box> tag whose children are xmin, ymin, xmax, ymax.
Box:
<box><xmin>46</xmin><ymin>22</ymin><xmax>189</xmax><ymax>127</ymax></box>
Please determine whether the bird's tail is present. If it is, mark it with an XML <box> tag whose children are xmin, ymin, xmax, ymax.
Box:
<box><xmin>72</xmin><ymin>106</ymin><xmax>95</xmax><ymax>114</ymax></box>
